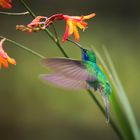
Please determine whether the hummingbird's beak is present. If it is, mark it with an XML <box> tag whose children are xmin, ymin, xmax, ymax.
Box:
<box><xmin>66</xmin><ymin>39</ymin><xmax>87</xmax><ymax>50</ymax></box>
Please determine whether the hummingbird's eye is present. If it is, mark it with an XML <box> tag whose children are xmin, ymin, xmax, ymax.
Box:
<box><xmin>83</xmin><ymin>49</ymin><xmax>88</xmax><ymax>53</ymax></box>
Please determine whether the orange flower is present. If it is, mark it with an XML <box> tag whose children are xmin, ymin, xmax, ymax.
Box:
<box><xmin>0</xmin><ymin>0</ymin><xmax>12</xmax><ymax>9</ymax></box>
<box><xmin>16</xmin><ymin>13</ymin><xmax>96</xmax><ymax>42</ymax></box>
<box><xmin>0</xmin><ymin>38</ymin><xmax>16</xmax><ymax>69</ymax></box>
<box><xmin>62</xmin><ymin>13</ymin><xmax>96</xmax><ymax>42</ymax></box>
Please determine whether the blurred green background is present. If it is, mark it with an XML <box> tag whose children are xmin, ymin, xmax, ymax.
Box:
<box><xmin>0</xmin><ymin>0</ymin><xmax>140</xmax><ymax>140</ymax></box>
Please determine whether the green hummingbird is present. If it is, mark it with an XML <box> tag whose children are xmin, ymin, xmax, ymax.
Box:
<box><xmin>40</xmin><ymin>45</ymin><xmax>112</xmax><ymax>123</ymax></box>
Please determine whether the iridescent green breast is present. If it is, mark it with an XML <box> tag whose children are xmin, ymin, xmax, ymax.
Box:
<box><xmin>84</xmin><ymin>61</ymin><xmax>112</xmax><ymax>97</ymax></box>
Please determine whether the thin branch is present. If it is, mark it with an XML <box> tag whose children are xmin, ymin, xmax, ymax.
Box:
<box><xmin>88</xmin><ymin>89</ymin><xmax>124</xmax><ymax>140</ymax></box>
<box><xmin>19</xmin><ymin>0</ymin><xmax>36</xmax><ymax>18</ymax></box>
<box><xmin>0</xmin><ymin>36</ymin><xmax>45</xmax><ymax>59</ymax></box>
<box><xmin>0</xmin><ymin>11</ymin><xmax>29</xmax><ymax>16</ymax></box>
<box><xmin>52</xmin><ymin>24</ymin><xmax>59</xmax><ymax>41</ymax></box>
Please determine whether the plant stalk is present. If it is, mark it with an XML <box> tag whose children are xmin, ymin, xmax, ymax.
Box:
<box><xmin>0</xmin><ymin>11</ymin><xmax>29</xmax><ymax>16</ymax></box>
<box><xmin>102</xmin><ymin>46</ymin><xmax>140</xmax><ymax>140</ymax></box>
<box><xmin>0</xmin><ymin>36</ymin><xmax>45</xmax><ymax>59</ymax></box>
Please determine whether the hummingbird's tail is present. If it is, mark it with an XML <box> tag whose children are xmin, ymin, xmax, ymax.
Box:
<box><xmin>101</xmin><ymin>94</ymin><xmax>110</xmax><ymax>124</ymax></box>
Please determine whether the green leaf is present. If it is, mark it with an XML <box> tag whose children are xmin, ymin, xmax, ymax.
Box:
<box><xmin>92</xmin><ymin>45</ymin><xmax>140</xmax><ymax>140</ymax></box>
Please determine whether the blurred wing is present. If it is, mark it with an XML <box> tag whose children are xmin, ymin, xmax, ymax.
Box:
<box><xmin>40</xmin><ymin>74</ymin><xmax>88</xmax><ymax>90</ymax></box>
<box><xmin>42</xmin><ymin>58</ymin><xmax>96</xmax><ymax>81</ymax></box>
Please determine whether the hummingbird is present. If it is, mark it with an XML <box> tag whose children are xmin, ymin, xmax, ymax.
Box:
<box><xmin>40</xmin><ymin>44</ymin><xmax>112</xmax><ymax>123</ymax></box>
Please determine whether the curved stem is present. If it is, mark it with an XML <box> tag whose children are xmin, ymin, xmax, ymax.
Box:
<box><xmin>52</xmin><ymin>24</ymin><xmax>58</xmax><ymax>40</ymax></box>
<box><xmin>102</xmin><ymin>46</ymin><xmax>140</xmax><ymax>140</ymax></box>
<box><xmin>56</xmin><ymin>41</ymin><xmax>69</xmax><ymax>58</ymax></box>
<box><xmin>19</xmin><ymin>0</ymin><xmax>36</xmax><ymax>18</ymax></box>
<box><xmin>51</xmin><ymin>24</ymin><xmax>69</xmax><ymax>58</ymax></box>
<box><xmin>0</xmin><ymin>11</ymin><xmax>29</xmax><ymax>16</ymax></box>
<box><xmin>88</xmin><ymin>89</ymin><xmax>124</xmax><ymax>140</ymax></box>
<box><xmin>0</xmin><ymin>36</ymin><xmax>45</xmax><ymax>59</ymax></box>
<box><xmin>92</xmin><ymin>46</ymin><xmax>135</xmax><ymax>140</ymax></box>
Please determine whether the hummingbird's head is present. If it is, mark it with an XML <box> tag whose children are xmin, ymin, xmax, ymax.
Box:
<box><xmin>82</xmin><ymin>48</ymin><xmax>96</xmax><ymax>63</ymax></box>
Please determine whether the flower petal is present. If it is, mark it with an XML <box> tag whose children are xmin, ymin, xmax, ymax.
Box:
<box><xmin>0</xmin><ymin>56</ymin><xmax>8</xmax><ymax>68</ymax></box>
<box><xmin>73</xmin><ymin>25</ymin><xmax>80</xmax><ymax>41</ymax></box>
<box><xmin>83</xmin><ymin>13</ymin><xmax>96</xmax><ymax>20</ymax></box>
<box><xmin>0</xmin><ymin>38</ymin><xmax>16</xmax><ymax>69</ymax></box>
<box><xmin>7</xmin><ymin>55</ymin><xmax>16</xmax><ymax>65</ymax></box>
<box><xmin>77</xmin><ymin>22</ymin><xmax>87</xmax><ymax>30</ymax></box>
<box><xmin>67</xmin><ymin>20</ymin><xmax>74</xmax><ymax>35</ymax></box>
<box><xmin>0</xmin><ymin>0</ymin><xmax>12</xmax><ymax>9</ymax></box>
<box><xmin>62</xmin><ymin>13</ymin><xmax>95</xmax><ymax>42</ymax></box>
<box><xmin>62</xmin><ymin>20</ymin><xmax>74</xmax><ymax>42</ymax></box>
<box><xmin>27</xmin><ymin>16</ymin><xmax>47</xmax><ymax>28</ymax></box>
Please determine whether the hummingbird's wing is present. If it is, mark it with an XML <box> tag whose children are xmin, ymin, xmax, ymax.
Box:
<box><xmin>42</xmin><ymin>58</ymin><xmax>96</xmax><ymax>81</ymax></box>
<box><xmin>40</xmin><ymin>74</ymin><xmax>88</xmax><ymax>89</ymax></box>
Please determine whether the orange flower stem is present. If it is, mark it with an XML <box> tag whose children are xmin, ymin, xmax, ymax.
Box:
<box><xmin>0</xmin><ymin>11</ymin><xmax>29</xmax><ymax>16</ymax></box>
<box><xmin>0</xmin><ymin>36</ymin><xmax>45</xmax><ymax>59</ymax></box>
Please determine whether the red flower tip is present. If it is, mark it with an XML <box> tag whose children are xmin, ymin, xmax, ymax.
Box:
<box><xmin>16</xmin><ymin>16</ymin><xmax>49</xmax><ymax>33</ymax></box>
<box><xmin>0</xmin><ymin>38</ymin><xmax>16</xmax><ymax>69</ymax></box>
<box><xmin>27</xmin><ymin>16</ymin><xmax>48</xmax><ymax>29</ymax></box>
<box><xmin>0</xmin><ymin>0</ymin><xmax>12</xmax><ymax>9</ymax></box>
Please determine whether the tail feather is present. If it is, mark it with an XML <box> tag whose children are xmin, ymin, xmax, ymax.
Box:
<box><xmin>101</xmin><ymin>95</ymin><xmax>110</xmax><ymax>124</ymax></box>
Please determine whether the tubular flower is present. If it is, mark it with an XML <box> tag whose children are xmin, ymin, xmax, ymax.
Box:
<box><xmin>62</xmin><ymin>13</ymin><xmax>96</xmax><ymax>42</ymax></box>
<box><xmin>16</xmin><ymin>16</ymin><xmax>48</xmax><ymax>33</ymax></box>
<box><xmin>0</xmin><ymin>0</ymin><xmax>12</xmax><ymax>9</ymax></box>
<box><xmin>27</xmin><ymin>16</ymin><xmax>48</xmax><ymax>29</ymax></box>
<box><xmin>16</xmin><ymin>15</ymin><xmax>64</xmax><ymax>33</ymax></box>
<box><xmin>0</xmin><ymin>38</ymin><xmax>16</xmax><ymax>69</ymax></box>
<box><xmin>16</xmin><ymin>13</ymin><xmax>96</xmax><ymax>42</ymax></box>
